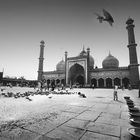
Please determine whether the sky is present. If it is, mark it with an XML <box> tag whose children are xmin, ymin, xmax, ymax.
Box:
<box><xmin>0</xmin><ymin>0</ymin><xmax>140</xmax><ymax>80</ymax></box>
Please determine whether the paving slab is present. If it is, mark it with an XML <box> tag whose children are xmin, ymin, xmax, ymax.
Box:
<box><xmin>63</xmin><ymin>118</ymin><xmax>91</xmax><ymax>129</ymax></box>
<box><xmin>86</xmin><ymin>122</ymin><xmax>120</xmax><ymax>137</ymax></box>
<box><xmin>48</xmin><ymin>104</ymin><xmax>71</xmax><ymax>112</ymax></box>
<box><xmin>102</xmin><ymin>103</ymin><xmax>122</xmax><ymax>115</ymax></box>
<box><xmin>34</xmin><ymin>135</ymin><xmax>62</xmax><ymax>140</ymax></box>
<box><xmin>95</xmin><ymin>115</ymin><xmax>121</xmax><ymax>126</ymax></box>
<box><xmin>120</xmin><ymin>111</ymin><xmax>130</xmax><ymax>120</ymax></box>
<box><xmin>75</xmin><ymin>110</ymin><xmax>101</xmax><ymax>121</ymax></box>
<box><xmin>88</xmin><ymin>103</ymin><xmax>109</xmax><ymax>112</ymax></box>
<box><xmin>80</xmin><ymin>131</ymin><xmax>120</xmax><ymax>140</ymax></box>
<box><xmin>120</xmin><ymin>126</ymin><xmax>132</xmax><ymax>140</ymax></box>
<box><xmin>100</xmin><ymin>112</ymin><xmax>120</xmax><ymax>119</ymax></box>
<box><xmin>119</xmin><ymin>119</ymin><xmax>132</xmax><ymax>127</ymax></box>
<box><xmin>120</xmin><ymin>105</ymin><xmax>129</xmax><ymax>112</ymax></box>
<box><xmin>45</xmin><ymin>112</ymin><xmax>79</xmax><ymax>127</ymax></box>
<box><xmin>63</xmin><ymin>105</ymin><xmax>88</xmax><ymax>114</ymax></box>
<box><xmin>46</xmin><ymin>125</ymin><xmax>85</xmax><ymax>140</ymax></box>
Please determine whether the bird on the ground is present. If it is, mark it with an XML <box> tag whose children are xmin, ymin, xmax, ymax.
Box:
<box><xmin>1</xmin><ymin>88</ymin><xmax>5</xmax><ymax>91</ymax></box>
<box><xmin>26</xmin><ymin>96</ymin><xmax>32</xmax><ymax>101</ymax></box>
<box><xmin>95</xmin><ymin>9</ymin><xmax>114</xmax><ymax>26</ymax></box>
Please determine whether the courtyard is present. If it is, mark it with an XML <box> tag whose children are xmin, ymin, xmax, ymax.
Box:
<box><xmin>0</xmin><ymin>87</ymin><xmax>139</xmax><ymax>140</ymax></box>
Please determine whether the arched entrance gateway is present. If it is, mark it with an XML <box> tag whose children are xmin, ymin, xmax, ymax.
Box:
<box><xmin>68</xmin><ymin>63</ymin><xmax>85</xmax><ymax>87</ymax></box>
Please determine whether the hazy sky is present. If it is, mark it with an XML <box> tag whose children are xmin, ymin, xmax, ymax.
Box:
<box><xmin>0</xmin><ymin>0</ymin><xmax>140</xmax><ymax>80</ymax></box>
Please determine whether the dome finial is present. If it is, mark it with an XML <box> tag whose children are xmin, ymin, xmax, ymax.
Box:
<box><xmin>79</xmin><ymin>45</ymin><xmax>86</xmax><ymax>56</ymax></box>
<box><xmin>83</xmin><ymin>45</ymin><xmax>85</xmax><ymax>51</ymax></box>
<box><xmin>109</xmin><ymin>50</ymin><xmax>111</xmax><ymax>56</ymax></box>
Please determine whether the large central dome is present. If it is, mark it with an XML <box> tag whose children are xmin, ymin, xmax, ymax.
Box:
<box><xmin>102</xmin><ymin>53</ymin><xmax>119</xmax><ymax>69</ymax></box>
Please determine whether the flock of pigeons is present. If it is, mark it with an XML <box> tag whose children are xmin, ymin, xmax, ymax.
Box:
<box><xmin>0</xmin><ymin>88</ymin><xmax>49</xmax><ymax>101</ymax></box>
<box><xmin>0</xmin><ymin>88</ymin><xmax>87</xmax><ymax>101</ymax></box>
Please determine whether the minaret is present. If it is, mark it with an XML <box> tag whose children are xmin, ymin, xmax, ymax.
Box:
<box><xmin>126</xmin><ymin>18</ymin><xmax>139</xmax><ymax>88</ymax></box>
<box><xmin>37</xmin><ymin>40</ymin><xmax>45</xmax><ymax>81</ymax></box>
<box><xmin>87</xmin><ymin>48</ymin><xmax>90</xmax><ymax>85</ymax></box>
<box><xmin>65</xmin><ymin>51</ymin><xmax>67</xmax><ymax>85</ymax></box>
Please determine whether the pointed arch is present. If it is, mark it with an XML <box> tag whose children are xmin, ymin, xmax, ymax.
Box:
<box><xmin>122</xmin><ymin>78</ymin><xmax>130</xmax><ymax>88</ymax></box>
<box><xmin>91</xmin><ymin>78</ymin><xmax>97</xmax><ymax>87</ymax></box>
<box><xmin>114</xmin><ymin>78</ymin><xmax>121</xmax><ymax>86</ymax></box>
<box><xmin>98</xmin><ymin>78</ymin><xmax>104</xmax><ymax>88</ymax></box>
<box><xmin>106</xmin><ymin>78</ymin><xmax>112</xmax><ymax>88</ymax></box>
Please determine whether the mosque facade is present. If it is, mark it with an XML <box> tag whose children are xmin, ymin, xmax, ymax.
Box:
<box><xmin>37</xmin><ymin>18</ymin><xmax>139</xmax><ymax>88</ymax></box>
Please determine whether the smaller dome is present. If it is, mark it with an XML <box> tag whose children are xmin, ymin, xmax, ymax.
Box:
<box><xmin>89</xmin><ymin>56</ymin><xmax>94</xmax><ymax>68</ymax></box>
<box><xmin>102</xmin><ymin>53</ymin><xmax>119</xmax><ymax>69</ymax></box>
<box><xmin>56</xmin><ymin>59</ymin><xmax>65</xmax><ymax>71</ymax></box>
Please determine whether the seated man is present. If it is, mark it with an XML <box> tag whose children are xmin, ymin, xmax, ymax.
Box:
<box><xmin>78</xmin><ymin>92</ymin><xmax>86</xmax><ymax>98</ymax></box>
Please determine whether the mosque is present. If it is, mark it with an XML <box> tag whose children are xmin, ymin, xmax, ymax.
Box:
<box><xmin>37</xmin><ymin>18</ymin><xmax>139</xmax><ymax>88</ymax></box>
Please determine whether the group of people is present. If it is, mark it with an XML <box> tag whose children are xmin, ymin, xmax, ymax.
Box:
<box><xmin>32</xmin><ymin>80</ymin><xmax>140</xmax><ymax>100</ymax></box>
<box><xmin>37</xmin><ymin>80</ymin><xmax>65</xmax><ymax>92</ymax></box>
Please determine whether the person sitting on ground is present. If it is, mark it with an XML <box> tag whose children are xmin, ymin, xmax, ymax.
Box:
<box><xmin>26</xmin><ymin>96</ymin><xmax>32</xmax><ymax>101</ymax></box>
<box><xmin>78</xmin><ymin>92</ymin><xmax>86</xmax><ymax>98</ymax></box>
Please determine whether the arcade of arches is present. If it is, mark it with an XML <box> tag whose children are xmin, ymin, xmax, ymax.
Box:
<box><xmin>91</xmin><ymin>77</ymin><xmax>130</xmax><ymax>88</ymax></box>
<box><xmin>45</xmin><ymin>77</ymin><xmax>129</xmax><ymax>88</ymax></box>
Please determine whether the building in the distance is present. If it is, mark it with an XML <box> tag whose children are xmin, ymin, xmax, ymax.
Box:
<box><xmin>0</xmin><ymin>72</ymin><xmax>3</xmax><ymax>83</ymax></box>
<box><xmin>38</xmin><ymin>18</ymin><xmax>139</xmax><ymax>88</ymax></box>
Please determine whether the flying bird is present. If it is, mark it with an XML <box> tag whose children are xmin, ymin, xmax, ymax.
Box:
<box><xmin>95</xmin><ymin>9</ymin><xmax>114</xmax><ymax>26</ymax></box>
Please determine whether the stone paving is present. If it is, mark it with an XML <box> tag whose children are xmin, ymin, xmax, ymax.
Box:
<box><xmin>0</xmin><ymin>88</ymin><xmax>139</xmax><ymax>140</ymax></box>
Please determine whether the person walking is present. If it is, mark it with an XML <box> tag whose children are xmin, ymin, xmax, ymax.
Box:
<box><xmin>114</xmin><ymin>85</ymin><xmax>118</xmax><ymax>101</ymax></box>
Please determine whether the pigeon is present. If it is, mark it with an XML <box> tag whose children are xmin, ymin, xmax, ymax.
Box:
<box><xmin>1</xmin><ymin>88</ymin><xmax>5</xmax><ymax>92</ymax></box>
<box><xmin>94</xmin><ymin>13</ymin><xmax>104</xmax><ymax>23</ymax></box>
<box><xmin>26</xmin><ymin>96</ymin><xmax>32</xmax><ymax>101</ymax></box>
<box><xmin>95</xmin><ymin>9</ymin><xmax>114</xmax><ymax>26</ymax></box>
